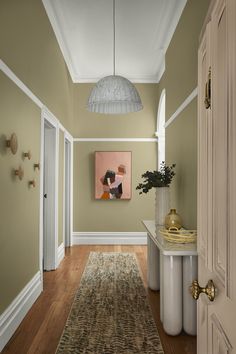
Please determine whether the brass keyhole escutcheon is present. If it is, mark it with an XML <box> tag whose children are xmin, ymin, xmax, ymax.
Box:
<box><xmin>204</xmin><ymin>67</ymin><xmax>211</xmax><ymax>109</ymax></box>
<box><xmin>190</xmin><ymin>279</ymin><xmax>216</xmax><ymax>302</ymax></box>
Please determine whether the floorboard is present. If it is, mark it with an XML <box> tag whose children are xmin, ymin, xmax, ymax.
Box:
<box><xmin>2</xmin><ymin>246</ymin><xmax>196</xmax><ymax>354</ymax></box>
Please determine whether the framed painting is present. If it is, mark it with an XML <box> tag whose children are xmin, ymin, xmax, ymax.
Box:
<box><xmin>95</xmin><ymin>151</ymin><xmax>132</xmax><ymax>200</ymax></box>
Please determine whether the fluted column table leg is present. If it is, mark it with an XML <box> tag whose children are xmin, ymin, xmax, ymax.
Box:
<box><xmin>183</xmin><ymin>256</ymin><xmax>198</xmax><ymax>335</ymax></box>
<box><xmin>160</xmin><ymin>253</ymin><xmax>163</xmax><ymax>322</ymax></box>
<box><xmin>147</xmin><ymin>234</ymin><xmax>160</xmax><ymax>290</ymax></box>
<box><xmin>163</xmin><ymin>255</ymin><xmax>182</xmax><ymax>335</ymax></box>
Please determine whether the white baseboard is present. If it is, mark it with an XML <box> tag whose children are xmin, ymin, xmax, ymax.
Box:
<box><xmin>57</xmin><ymin>243</ymin><xmax>65</xmax><ymax>266</ymax></box>
<box><xmin>0</xmin><ymin>271</ymin><xmax>42</xmax><ymax>352</ymax></box>
<box><xmin>73</xmin><ymin>232</ymin><xmax>147</xmax><ymax>245</ymax></box>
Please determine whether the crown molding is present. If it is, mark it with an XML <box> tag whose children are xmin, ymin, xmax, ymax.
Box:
<box><xmin>74</xmin><ymin>137</ymin><xmax>157</xmax><ymax>143</ymax></box>
<box><xmin>41</xmin><ymin>0</ymin><xmax>186</xmax><ymax>84</ymax></box>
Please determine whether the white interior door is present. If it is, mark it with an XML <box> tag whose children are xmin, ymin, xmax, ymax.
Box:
<box><xmin>43</xmin><ymin>121</ymin><xmax>58</xmax><ymax>270</ymax></box>
<box><xmin>196</xmin><ymin>0</ymin><xmax>236</xmax><ymax>353</ymax></box>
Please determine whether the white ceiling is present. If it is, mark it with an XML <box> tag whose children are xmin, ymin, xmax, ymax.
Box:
<box><xmin>42</xmin><ymin>0</ymin><xmax>187</xmax><ymax>83</ymax></box>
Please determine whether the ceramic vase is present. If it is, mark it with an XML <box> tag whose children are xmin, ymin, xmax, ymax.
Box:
<box><xmin>165</xmin><ymin>208</ymin><xmax>182</xmax><ymax>229</ymax></box>
<box><xmin>155</xmin><ymin>187</ymin><xmax>170</xmax><ymax>226</ymax></box>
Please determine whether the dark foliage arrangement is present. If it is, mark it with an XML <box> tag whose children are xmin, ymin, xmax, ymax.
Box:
<box><xmin>136</xmin><ymin>162</ymin><xmax>176</xmax><ymax>194</ymax></box>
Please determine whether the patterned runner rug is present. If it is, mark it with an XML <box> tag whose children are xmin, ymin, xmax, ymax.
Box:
<box><xmin>56</xmin><ymin>252</ymin><xmax>164</xmax><ymax>354</ymax></box>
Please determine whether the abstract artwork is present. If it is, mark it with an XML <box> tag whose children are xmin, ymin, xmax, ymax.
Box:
<box><xmin>95</xmin><ymin>151</ymin><xmax>132</xmax><ymax>200</ymax></box>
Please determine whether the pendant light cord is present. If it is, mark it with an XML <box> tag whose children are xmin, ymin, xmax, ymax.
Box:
<box><xmin>113</xmin><ymin>0</ymin><xmax>116</xmax><ymax>76</ymax></box>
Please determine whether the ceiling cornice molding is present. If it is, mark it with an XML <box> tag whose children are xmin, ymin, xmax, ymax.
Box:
<box><xmin>42</xmin><ymin>0</ymin><xmax>186</xmax><ymax>84</ymax></box>
<box><xmin>42</xmin><ymin>0</ymin><xmax>77</xmax><ymax>82</ymax></box>
<box><xmin>159</xmin><ymin>0</ymin><xmax>187</xmax><ymax>54</ymax></box>
<box><xmin>72</xmin><ymin>76</ymin><xmax>160</xmax><ymax>84</ymax></box>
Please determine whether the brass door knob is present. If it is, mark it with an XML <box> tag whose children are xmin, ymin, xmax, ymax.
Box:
<box><xmin>190</xmin><ymin>279</ymin><xmax>216</xmax><ymax>302</ymax></box>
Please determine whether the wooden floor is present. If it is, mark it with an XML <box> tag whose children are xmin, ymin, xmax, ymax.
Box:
<box><xmin>2</xmin><ymin>246</ymin><xmax>196</xmax><ymax>354</ymax></box>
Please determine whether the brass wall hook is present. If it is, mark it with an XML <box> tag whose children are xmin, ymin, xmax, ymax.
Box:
<box><xmin>6</xmin><ymin>133</ymin><xmax>18</xmax><ymax>155</ymax></box>
<box><xmin>23</xmin><ymin>150</ymin><xmax>31</xmax><ymax>160</ymax></box>
<box><xmin>14</xmin><ymin>166</ymin><xmax>24</xmax><ymax>180</ymax></box>
<box><xmin>29</xmin><ymin>179</ymin><xmax>36</xmax><ymax>188</ymax></box>
<box><xmin>34</xmin><ymin>163</ymin><xmax>40</xmax><ymax>171</ymax></box>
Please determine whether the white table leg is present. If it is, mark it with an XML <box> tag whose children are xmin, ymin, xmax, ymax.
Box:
<box><xmin>147</xmin><ymin>235</ymin><xmax>160</xmax><ymax>290</ymax></box>
<box><xmin>163</xmin><ymin>255</ymin><xmax>182</xmax><ymax>335</ymax></box>
<box><xmin>160</xmin><ymin>252</ymin><xmax>163</xmax><ymax>322</ymax></box>
<box><xmin>183</xmin><ymin>255</ymin><xmax>198</xmax><ymax>335</ymax></box>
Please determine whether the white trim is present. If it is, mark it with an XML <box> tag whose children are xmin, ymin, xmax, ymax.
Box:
<box><xmin>156</xmin><ymin>61</ymin><xmax>166</xmax><ymax>85</ymax></box>
<box><xmin>42</xmin><ymin>0</ymin><xmax>76</xmax><ymax>82</ymax></box>
<box><xmin>70</xmin><ymin>141</ymin><xmax>73</xmax><ymax>247</ymax></box>
<box><xmin>65</xmin><ymin>130</ymin><xmax>73</xmax><ymax>143</ymax></box>
<box><xmin>63</xmin><ymin>132</ymin><xmax>66</xmax><ymax>249</ymax></box>
<box><xmin>164</xmin><ymin>87</ymin><xmax>198</xmax><ymax>128</ymax></box>
<box><xmin>64</xmin><ymin>134</ymin><xmax>73</xmax><ymax>247</ymax></box>
<box><xmin>73</xmin><ymin>232</ymin><xmax>147</xmax><ymax>245</ymax></box>
<box><xmin>0</xmin><ymin>272</ymin><xmax>42</xmax><ymax>352</ymax></box>
<box><xmin>156</xmin><ymin>89</ymin><xmax>166</xmax><ymax>135</ymax></box>
<box><xmin>0</xmin><ymin>59</ymin><xmax>43</xmax><ymax>108</ymax></box>
<box><xmin>42</xmin><ymin>106</ymin><xmax>59</xmax><ymax>128</ymax></box>
<box><xmin>39</xmin><ymin>114</ymin><xmax>45</xmax><ymax>280</ymax></box>
<box><xmin>58</xmin><ymin>122</ymin><xmax>66</xmax><ymax>133</ymax></box>
<box><xmin>41</xmin><ymin>110</ymin><xmax>59</xmax><ymax>271</ymax></box>
<box><xmin>0</xmin><ymin>59</ymin><xmax>71</xmax><ymax>138</ymax></box>
<box><xmin>57</xmin><ymin>243</ymin><xmax>65</xmax><ymax>266</ymax></box>
<box><xmin>55</xmin><ymin>121</ymin><xmax>59</xmax><ymax>268</ymax></box>
<box><xmin>74</xmin><ymin>138</ymin><xmax>157</xmax><ymax>143</ymax></box>
<box><xmin>74</xmin><ymin>76</ymin><xmax>160</xmax><ymax>84</ymax></box>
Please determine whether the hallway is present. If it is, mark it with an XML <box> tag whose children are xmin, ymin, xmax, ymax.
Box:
<box><xmin>2</xmin><ymin>246</ymin><xmax>196</xmax><ymax>354</ymax></box>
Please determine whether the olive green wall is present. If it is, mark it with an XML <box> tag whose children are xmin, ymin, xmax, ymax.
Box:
<box><xmin>73</xmin><ymin>84</ymin><xmax>159</xmax><ymax>232</ymax></box>
<box><xmin>73</xmin><ymin>84</ymin><xmax>158</xmax><ymax>138</ymax></box>
<box><xmin>159</xmin><ymin>0</ymin><xmax>210</xmax><ymax>119</ymax></box>
<box><xmin>0</xmin><ymin>0</ymin><xmax>72</xmax><ymax>317</ymax></box>
<box><xmin>166</xmin><ymin>99</ymin><xmax>197</xmax><ymax>229</ymax></box>
<box><xmin>58</xmin><ymin>130</ymin><xmax>65</xmax><ymax>246</ymax></box>
<box><xmin>158</xmin><ymin>0</ymin><xmax>210</xmax><ymax>229</ymax></box>
<box><xmin>0</xmin><ymin>0</ymin><xmax>74</xmax><ymax>134</ymax></box>
<box><xmin>0</xmin><ymin>72</ymin><xmax>41</xmax><ymax>313</ymax></box>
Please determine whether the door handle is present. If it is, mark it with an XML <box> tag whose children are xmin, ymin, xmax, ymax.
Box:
<box><xmin>190</xmin><ymin>279</ymin><xmax>216</xmax><ymax>302</ymax></box>
<box><xmin>44</xmin><ymin>193</ymin><xmax>47</xmax><ymax>198</ymax></box>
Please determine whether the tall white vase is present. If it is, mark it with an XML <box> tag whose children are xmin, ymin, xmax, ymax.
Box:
<box><xmin>155</xmin><ymin>187</ymin><xmax>170</xmax><ymax>226</ymax></box>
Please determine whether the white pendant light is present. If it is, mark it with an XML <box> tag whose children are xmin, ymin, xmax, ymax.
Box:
<box><xmin>87</xmin><ymin>0</ymin><xmax>143</xmax><ymax>114</ymax></box>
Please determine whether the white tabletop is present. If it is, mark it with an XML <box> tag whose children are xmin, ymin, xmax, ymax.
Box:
<box><xmin>142</xmin><ymin>220</ymin><xmax>198</xmax><ymax>256</ymax></box>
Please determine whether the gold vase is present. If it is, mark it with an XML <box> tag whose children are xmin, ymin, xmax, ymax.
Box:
<box><xmin>164</xmin><ymin>209</ymin><xmax>182</xmax><ymax>230</ymax></box>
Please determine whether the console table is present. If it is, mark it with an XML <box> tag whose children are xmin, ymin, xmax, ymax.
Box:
<box><xmin>142</xmin><ymin>220</ymin><xmax>197</xmax><ymax>336</ymax></box>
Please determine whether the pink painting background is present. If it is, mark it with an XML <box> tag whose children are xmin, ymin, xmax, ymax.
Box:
<box><xmin>95</xmin><ymin>151</ymin><xmax>132</xmax><ymax>199</ymax></box>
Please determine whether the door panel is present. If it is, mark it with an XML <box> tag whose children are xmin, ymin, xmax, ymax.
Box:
<box><xmin>212</xmin><ymin>0</ymin><xmax>227</xmax><ymax>288</ymax></box>
<box><xmin>197</xmin><ymin>0</ymin><xmax>236</xmax><ymax>353</ymax></box>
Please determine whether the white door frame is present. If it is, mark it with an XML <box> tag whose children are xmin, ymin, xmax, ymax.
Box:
<box><xmin>156</xmin><ymin>89</ymin><xmax>166</xmax><ymax>170</ymax></box>
<box><xmin>64</xmin><ymin>131</ymin><xmax>73</xmax><ymax>247</ymax></box>
<box><xmin>39</xmin><ymin>107</ymin><xmax>59</xmax><ymax>274</ymax></box>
